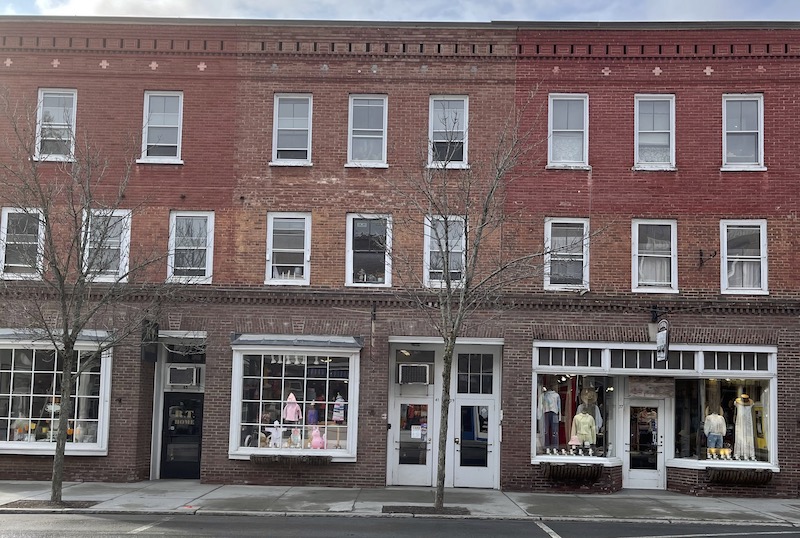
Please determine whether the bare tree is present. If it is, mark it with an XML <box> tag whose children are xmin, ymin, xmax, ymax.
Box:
<box><xmin>0</xmin><ymin>87</ymin><xmax>179</xmax><ymax>503</ymax></box>
<box><xmin>386</xmin><ymin>92</ymin><xmax>553</xmax><ymax>510</ymax></box>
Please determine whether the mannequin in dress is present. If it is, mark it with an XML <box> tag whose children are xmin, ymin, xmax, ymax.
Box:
<box><xmin>734</xmin><ymin>394</ymin><xmax>756</xmax><ymax>460</ymax></box>
<box><xmin>703</xmin><ymin>411</ymin><xmax>726</xmax><ymax>459</ymax></box>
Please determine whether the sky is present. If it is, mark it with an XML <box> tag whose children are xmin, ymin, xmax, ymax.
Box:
<box><xmin>3</xmin><ymin>0</ymin><xmax>800</xmax><ymax>22</ymax></box>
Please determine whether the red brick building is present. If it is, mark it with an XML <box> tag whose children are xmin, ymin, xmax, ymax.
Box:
<box><xmin>0</xmin><ymin>17</ymin><xmax>797</xmax><ymax>496</ymax></box>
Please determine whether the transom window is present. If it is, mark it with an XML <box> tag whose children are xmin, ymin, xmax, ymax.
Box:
<box><xmin>35</xmin><ymin>89</ymin><xmax>77</xmax><ymax>161</ymax></box>
<box><xmin>634</xmin><ymin>95</ymin><xmax>675</xmax><ymax>169</ymax></box>
<box><xmin>544</xmin><ymin>218</ymin><xmax>589</xmax><ymax>290</ymax></box>
<box><xmin>346</xmin><ymin>214</ymin><xmax>391</xmax><ymax>287</ymax></box>
<box><xmin>457</xmin><ymin>353</ymin><xmax>493</xmax><ymax>394</ymax></box>
<box><xmin>548</xmin><ymin>94</ymin><xmax>588</xmax><ymax>167</ymax></box>
<box><xmin>721</xmin><ymin>220</ymin><xmax>767</xmax><ymax>294</ymax></box>
<box><xmin>140</xmin><ymin>91</ymin><xmax>183</xmax><ymax>163</ymax></box>
<box><xmin>272</xmin><ymin>94</ymin><xmax>312</xmax><ymax>165</ymax></box>
<box><xmin>267</xmin><ymin>213</ymin><xmax>311</xmax><ymax>285</ymax></box>
<box><xmin>0</xmin><ymin>208</ymin><xmax>44</xmax><ymax>280</ymax></box>
<box><xmin>632</xmin><ymin>220</ymin><xmax>677</xmax><ymax>292</ymax></box>
<box><xmin>348</xmin><ymin>95</ymin><xmax>387</xmax><ymax>166</ymax></box>
<box><xmin>722</xmin><ymin>94</ymin><xmax>764</xmax><ymax>169</ymax></box>
<box><xmin>424</xmin><ymin>215</ymin><xmax>464</xmax><ymax>287</ymax></box>
<box><xmin>85</xmin><ymin>210</ymin><xmax>131</xmax><ymax>282</ymax></box>
<box><xmin>168</xmin><ymin>211</ymin><xmax>214</xmax><ymax>284</ymax></box>
<box><xmin>429</xmin><ymin>96</ymin><xmax>468</xmax><ymax>167</ymax></box>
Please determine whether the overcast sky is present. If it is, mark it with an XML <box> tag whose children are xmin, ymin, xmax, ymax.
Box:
<box><xmin>3</xmin><ymin>0</ymin><xmax>800</xmax><ymax>22</ymax></box>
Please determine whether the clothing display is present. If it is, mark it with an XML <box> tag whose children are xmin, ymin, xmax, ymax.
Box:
<box><xmin>540</xmin><ymin>389</ymin><xmax>562</xmax><ymax>449</ymax></box>
<box><xmin>704</xmin><ymin>412</ymin><xmax>726</xmax><ymax>449</ymax></box>
<box><xmin>282</xmin><ymin>392</ymin><xmax>302</xmax><ymax>422</ymax></box>
<box><xmin>570</xmin><ymin>411</ymin><xmax>597</xmax><ymax>445</ymax></box>
<box><xmin>734</xmin><ymin>395</ymin><xmax>755</xmax><ymax>460</ymax></box>
<box><xmin>332</xmin><ymin>394</ymin><xmax>346</xmax><ymax>422</ymax></box>
<box><xmin>540</xmin><ymin>389</ymin><xmax>561</xmax><ymax>415</ymax></box>
<box><xmin>577</xmin><ymin>403</ymin><xmax>603</xmax><ymax>431</ymax></box>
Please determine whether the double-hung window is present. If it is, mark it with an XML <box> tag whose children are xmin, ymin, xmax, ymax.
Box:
<box><xmin>0</xmin><ymin>208</ymin><xmax>44</xmax><ymax>280</ymax></box>
<box><xmin>266</xmin><ymin>213</ymin><xmax>311</xmax><ymax>285</ymax></box>
<box><xmin>429</xmin><ymin>96</ymin><xmax>468</xmax><ymax>168</ymax></box>
<box><xmin>721</xmin><ymin>219</ymin><xmax>767</xmax><ymax>294</ymax></box>
<box><xmin>168</xmin><ymin>211</ymin><xmax>214</xmax><ymax>284</ymax></box>
<box><xmin>548</xmin><ymin>94</ymin><xmax>588</xmax><ymax>168</ymax></box>
<box><xmin>347</xmin><ymin>95</ymin><xmax>387</xmax><ymax>167</ymax></box>
<box><xmin>722</xmin><ymin>94</ymin><xmax>764</xmax><ymax>170</ymax></box>
<box><xmin>139</xmin><ymin>91</ymin><xmax>183</xmax><ymax>163</ymax></box>
<box><xmin>85</xmin><ymin>210</ymin><xmax>131</xmax><ymax>283</ymax></box>
<box><xmin>634</xmin><ymin>95</ymin><xmax>675</xmax><ymax>169</ymax></box>
<box><xmin>35</xmin><ymin>89</ymin><xmax>77</xmax><ymax>161</ymax></box>
<box><xmin>272</xmin><ymin>94</ymin><xmax>312</xmax><ymax>165</ymax></box>
<box><xmin>424</xmin><ymin>215</ymin><xmax>465</xmax><ymax>287</ymax></box>
<box><xmin>632</xmin><ymin>220</ymin><xmax>678</xmax><ymax>292</ymax></box>
<box><xmin>544</xmin><ymin>218</ymin><xmax>589</xmax><ymax>290</ymax></box>
<box><xmin>346</xmin><ymin>214</ymin><xmax>391</xmax><ymax>287</ymax></box>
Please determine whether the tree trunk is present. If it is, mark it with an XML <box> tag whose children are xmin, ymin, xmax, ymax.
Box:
<box><xmin>51</xmin><ymin>350</ymin><xmax>74</xmax><ymax>504</ymax></box>
<box><xmin>434</xmin><ymin>336</ymin><xmax>456</xmax><ymax>510</ymax></box>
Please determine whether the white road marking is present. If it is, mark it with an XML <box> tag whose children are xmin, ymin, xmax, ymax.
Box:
<box><xmin>629</xmin><ymin>530</ymin><xmax>799</xmax><ymax>538</ymax></box>
<box><xmin>535</xmin><ymin>521</ymin><xmax>563</xmax><ymax>538</ymax></box>
<box><xmin>128</xmin><ymin>516</ymin><xmax>173</xmax><ymax>534</ymax></box>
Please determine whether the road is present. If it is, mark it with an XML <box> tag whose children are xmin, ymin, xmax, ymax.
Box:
<box><xmin>0</xmin><ymin>514</ymin><xmax>796</xmax><ymax>537</ymax></box>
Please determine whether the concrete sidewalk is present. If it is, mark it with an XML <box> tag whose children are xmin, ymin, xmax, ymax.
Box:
<box><xmin>1</xmin><ymin>480</ymin><xmax>800</xmax><ymax>526</ymax></box>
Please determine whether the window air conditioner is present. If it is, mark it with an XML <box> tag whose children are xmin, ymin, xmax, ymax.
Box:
<box><xmin>167</xmin><ymin>364</ymin><xmax>201</xmax><ymax>388</ymax></box>
<box><xmin>398</xmin><ymin>363</ymin><xmax>431</xmax><ymax>385</ymax></box>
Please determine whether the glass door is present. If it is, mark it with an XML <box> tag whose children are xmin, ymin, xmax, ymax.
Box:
<box><xmin>452</xmin><ymin>400</ymin><xmax>496</xmax><ymax>488</ymax></box>
<box><xmin>624</xmin><ymin>399</ymin><xmax>665</xmax><ymax>489</ymax></box>
<box><xmin>161</xmin><ymin>392</ymin><xmax>203</xmax><ymax>479</ymax></box>
<box><xmin>392</xmin><ymin>399</ymin><xmax>433</xmax><ymax>486</ymax></box>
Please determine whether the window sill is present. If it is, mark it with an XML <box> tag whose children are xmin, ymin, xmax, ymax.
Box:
<box><xmin>0</xmin><ymin>443</ymin><xmax>108</xmax><ymax>456</ymax></box>
<box><xmin>720</xmin><ymin>165</ymin><xmax>767</xmax><ymax>172</ymax></box>
<box><xmin>0</xmin><ymin>274</ymin><xmax>42</xmax><ymax>281</ymax></box>
<box><xmin>666</xmin><ymin>458</ymin><xmax>778</xmax><ymax>473</ymax></box>
<box><xmin>265</xmin><ymin>279</ymin><xmax>310</xmax><ymax>286</ymax></box>
<box><xmin>532</xmin><ymin>455</ymin><xmax>622</xmax><ymax>467</ymax></box>
<box><xmin>546</xmin><ymin>164</ymin><xmax>592</xmax><ymax>171</ymax></box>
<box><xmin>345</xmin><ymin>162</ymin><xmax>389</xmax><ymax>169</ymax></box>
<box><xmin>167</xmin><ymin>276</ymin><xmax>213</xmax><ymax>285</ymax></box>
<box><xmin>427</xmin><ymin>162</ymin><xmax>470</xmax><ymax>170</ymax></box>
<box><xmin>632</xmin><ymin>165</ymin><xmax>676</xmax><ymax>172</ymax></box>
<box><xmin>32</xmin><ymin>155</ymin><xmax>74</xmax><ymax>163</ymax></box>
<box><xmin>632</xmin><ymin>287</ymin><xmax>679</xmax><ymax>294</ymax></box>
<box><xmin>544</xmin><ymin>285</ymin><xmax>589</xmax><ymax>292</ymax></box>
<box><xmin>269</xmin><ymin>161</ymin><xmax>313</xmax><ymax>167</ymax></box>
<box><xmin>346</xmin><ymin>282</ymin><xmax>391</xmax><ymax>288</ymax></box>
<box><xmin>136</xmin><ymin>158</ymin><xmax>184</xmax><ymax>165</ymax></box>
<box><xmin>720</xmin><ymin>288</ymin><xmax>769</xmax><ymax>295</ymax></box>
<box><xmin>229</xmin><ymin>449</ymin><xmax>356</xmax><ymax>463</ymax></box>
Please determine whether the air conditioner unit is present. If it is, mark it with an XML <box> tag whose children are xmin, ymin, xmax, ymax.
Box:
<box><xmin>398</xmin><ymin>363</ymin><xmax>431</xmax><ymax>385</ymax></box>
<box><xmin>167</xmin><ymin>364</ymin><xmax>201</xmax><ymax>388</ymax></box>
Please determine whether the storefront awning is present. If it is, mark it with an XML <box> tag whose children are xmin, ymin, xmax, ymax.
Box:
<box><xmin>0</xmin><ymin>328</ymin><xmax>113</xmax><ymax>344</ymax></box>
<box><xmin>230</xmin><ymin>333</ymin><xmax>363</xmax><ymax>350</ymax></box>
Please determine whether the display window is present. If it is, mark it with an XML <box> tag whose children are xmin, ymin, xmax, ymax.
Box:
<box><xmin>674</xmin><ymin>378</ymin><xmax>771</xmax><ymax>462</ymax></box>
<box><xmin>535</xmin><ymin>374</ymin><xmax>615</xmax><ymax>457</ymax></box>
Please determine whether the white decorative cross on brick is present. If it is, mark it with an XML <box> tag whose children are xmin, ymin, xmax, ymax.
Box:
<box><xmin>601</xmin><ymin>67</ymin><xmax>611</xmax><ymax>76</ymax></box>
<box><xmin>652</xmin><ymin>66</ymin><xmax>662</xmax><ymax>76</ymax></box>
<box><xmin>51</xmin><ymin>59</ymin><xmax>60</xmax><ymax>68</ymax></box>
<box><xmin>197</xmin><ymin>62</ymin><xmax>207</xmax><ymax>71</ymax></box>
<box><xmin>552</xmin><ymin>66</ymin><xmax>560</xmax><ymax>74</ymax></box>
<box><xmin>149</xmin><ymin>61</ymin><xmax>159</xmax><ymax>70</ymax></box>
<box><xmin>703</xmin><ymin>66</ymin><xmax>714</xmax><ymax>76</ymax></box>
<box><xmin>99</xmin><ymin>60</ymin><xmax>109</xmax><ymax>69</ymax></box>
<box><xmin>757</xmin><ymin>65</ymin><xmax>766</xmax><ymax>73</ymax></box>
<box><xmin>3</xmin><ymin>58</ymin><xmax>11</xmax><ymax>67</ymax></box>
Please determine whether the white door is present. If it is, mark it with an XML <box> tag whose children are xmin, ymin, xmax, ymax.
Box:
<box><xmin>391</xmin><ymin>398</ymin><xmax>433</xmax><ymax>486</ymax></box>
<box><xmin>452</xmin><ymin>399</ymin><xmax>496</xmax><ymax>488</ymax></box>
<box><xmin>624</xmin><ymin>399</ymin><xmax>665</xmax><ymax>489</ymax></box>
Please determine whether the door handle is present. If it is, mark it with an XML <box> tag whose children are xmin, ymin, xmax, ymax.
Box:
<box><xmin>454</xmin><ymin>438</ymin><xmax>460</xmax><ymax>444</ymax></box>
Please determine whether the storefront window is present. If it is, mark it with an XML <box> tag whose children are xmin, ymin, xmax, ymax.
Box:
<box><xmin>535</xmin><ymin>374</ymin><xmax>615</xmax><ymax>457</ymax></box>
<box><xmin>675</xmin><ymin>378</ymin><xmax>771</xmax><ymax>462</ymax></box>
<box><xmin>236</xmin><ymin>352</ymin><xmax>353</xmax><ymax>453</ymax></box>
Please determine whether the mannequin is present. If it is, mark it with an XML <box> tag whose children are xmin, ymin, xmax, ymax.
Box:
<box><xmin>571</xmin><ymin>409</ymin><xmax>596</xmax><ymax>445</ymax></box>
<box><xmin>734</xmin><ymin>394</ymin><xmax>756</xmax><ymax>460</ymax></box>
<box><xmin>282</xmin><ymin>392</ymin><xmax>302</xmax><ymax>422</ymax></box>
<box><xmin>540</xmin><ymin>383</ymin><xmax>562</xmax><ymax>451</ymax></box>
<box><xmin>703</xmin><ymin>411</ymin><xmax>726</xmax><ymax>459</ymax></box>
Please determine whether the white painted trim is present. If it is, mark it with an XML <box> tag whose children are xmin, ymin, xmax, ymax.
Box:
<box><xmin>167</xmin><ymin>210</ymin><xmax>215</xmax><ymax>284</ymax></box>
<box><xmin>34</xmin><ymin>88</ymin><xmax>77</xmax><ymax>162</ymax></box>
<box><xmin>720</xmin><ymin>219</ymin><xmax>768</xmax><ymax>294</ymax></box>
<box><xmin>84</xmin><ymin>209</ymin><xmax>132</xmax><ymax>283</ymax></box>
<box><xmin>158</xmin><ymin>330</ymin><xmax>208</xmax><ymax>339</ymax></box>
<box><xmin>634</xmin><ymin>94</ymin><xmax>675</xmax><ymax>169</ymax></box>
<box><xmin>347</xmin><ymin>94</ymin><xmax>388</xmax><ymax>166</ymax></box>
<box><xmin>139</xmin><ymin>90</ymin><xmax>183</xmax><ymax>163</ymax></box>
<box><xmin>265</xmin><ymin>212</ymin><xmax>312</xmax><ymax>286</ymax></box>
<box><xmin>272</xmin><ymin>93</ymin><xmax>313</xmax><ymax>165</ymax></box>
<box><xmin>423</xmin><ymin>215</ymin><xmax>465</xmax><ymax>288</ymax></box>
<box><xmin>631</xmin><ymin>218</ymin><xmax>678</xmax><ymax>293</ymax></box>
<box><xmin>548</xmin><ymin>93</ymin><xmax>589</xmax><ymax>167</ymax></box>
<box><xmin>388</xmin><ymin>336</ymin><xmax>504</xmax><ymax>346</ymax></box>
<box><xmin>0</xmin><ymin>207</ymin><xmax>45</xmax><ymax>280</ymax></box>
<box><xmin>722</xmin><ymin>93</ymin><xmax>764</xmax><ymax>169</ymax></box>
<box><xmin>544</xmin><ymin>217</ymin><xmax>590</xmax><ymax>291</ymax></box>
<box><xmin>345</xmin><ymin>213</ymin><xmax>392</xmax><ymax>287</ymax></box>
<box><xmin>428</xmin><ymin>95</ymin><xmax>469</xmax><ymax>167</ymax></box>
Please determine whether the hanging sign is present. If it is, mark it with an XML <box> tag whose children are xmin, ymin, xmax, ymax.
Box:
<box><xmin>656</xmin><ymin>319</ymin><xmax>670</xmax><ymax>362</ymax></box>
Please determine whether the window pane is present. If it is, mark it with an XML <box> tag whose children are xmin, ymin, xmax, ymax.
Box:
<box><xmin>175</xmin><ymin>217</ymin><xmax>207</xmax><ymax>247</ymax></box>
<box><xmin>553</xmin><ymin>99</ymin><xmax>584</xmax><ymax>130</ymax></box>
<box><xmin>727</xmin><ymin>227</ymin><xmax>760</xmax><ymax>256</ymax></box>
<box><xmin>351</xmin><ymin>138</ymin><xmax>383</xmax><ymax>161</ymax></box>
<box><xmin>638</xmin><ymin>224</ymin><xmax>671</xmax><ymax>254</ymax></box>
<box><xmin>726</xmin><ymin>133</ymin><xmax>757</xmax><ymax>163</ymax></box>
<box><xmin>550</xmin><ymin>259</ymin><xmax>583</xmax><ymax>284</ymax></box>
<box><xmin>147</xmin><ymin>126</ymin><xmax>179</xmax><ymax>146</ymax></box>
<box><xmin>552</xmin><ymin>132</ymin><xmax>584</xmax><ymax>162</ymax></box>
<box><xmin>277</xmin><ymin>130</ymin><xmax>309</xmax><ymax>150</ymax></box>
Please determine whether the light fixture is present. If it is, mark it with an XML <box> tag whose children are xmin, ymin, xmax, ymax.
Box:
<box><xmin>271</xmin><ymin>356</ymin><xmax>277</xmax><ymax>364</ymax></box>
<box><xmin>314</xmin><ymin>357</ymin><xmax>319</xmax><ymax>365</ymax></box>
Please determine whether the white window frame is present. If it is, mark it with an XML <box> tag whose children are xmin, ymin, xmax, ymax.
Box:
<box><xmin>84</xmin><ymin>209</ymin><xmax>132</xmax><ymax>283</ymax></box>
<box><xmin>0</xmin><ymin>343</ymin><xmax>112</xmax><ymax>456</ymax></box>
<box><xmin>632</xmin><ymin>219</ymin><xmax>678</xmax><ymax>293</ymax></box>
<box><xmin>423</xmin><ymin>215</ymin><xmax>465</xmax><ymax>288</ymax></box>
<box><xmin>167</xmin><ymin>211</ymin><xmax>214</xmax><ymax>284</ymax></box>
<box><xmin>720</xmin><ymin>219</ymin><xmax>768</xmax><ymax>295</ymax></box>
<box><xmin>271</xmin><ymin>94</ymin><xmax>313</xmax><ymax>166</ymax></box>
<box><xmin>544</xmin><ymin>218</ymin><xmax>589</xmax><ymax>291</ymax></box>
<box><xmin>428</xmin><ymin>95</ymin><xmax>469</xmax><ymax>169</ymax></box>
<box><xmin>547</xmin><ymin>93</ymin><xmax>589</xmax><ymax>169</ymax></box>
<box><xmin>722</xmin><ymin>94</ymin><xmax>765</xmax><ymax>171</ymax></box>
<box><xmin>228</xmin><ymin>343</ymin><xmax>360</xmax><ymax>462</ymax></box>
<box><xmin>346</xmin><ymin>95</ymin><xmax>388</xmax><ymax>168</ymax></box>
<box><xmin>0</xmin><ymin>208</ymin><xmax>44</xmax><ymax>280</ymax></box>
<box><xmin>34</xmin><ymin>88</ymin><xmax>77</xmax><ymax>162</ymax></box>
<box><xmin>346</xmin><ymin>214</ymin><xmax>392</xmax><ymax>287</ymax></box>
<box><xmin>266</xmin><ymin>212</ymin><xmax>311</xmax><ymax>286</ymax></box>
<box><xmin>138</xmin><ymin>91</ymin><xmax>184</xmax><ymax>164</ymax></box>
<box><xmin>634</xmin><ymin>94</ymin><xmax>675</xmax><ymax>170</ymax></box>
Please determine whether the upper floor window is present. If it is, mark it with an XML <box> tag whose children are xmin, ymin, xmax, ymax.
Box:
<box><xmin>634</xmin><ymin>95</ymin><xmax>675</xmax><ymax>169</ymax></box>
<box><xmin>632</xmin><ymin>220</ymin><xmax>677</xmax><ymax>293</ymax></box>
<box><xmin>722</xmin><ymin>94</ymin><xmax>764</xmax><ymax>170</ymax></box>
<box><xmin>0</xmin><ymin>208</ymin><xmax>44</xmax><ymax>280</ymax></box>
<box><xmin>548</xmin><ymin>94</ymin><xmax>588</xmax><ymax>168</ymax></box>
<box><xmin>139</xmin><ymin>91</ymin><xmax>183</xmax><ymax>164</ymax></box>
<box><xmin>85</xmin><ymin>210</ymin><xmax>132</xmax><ymax>283</ymax></box>
<box><xmin>346</xmin><ymin>214</ymin><xmax>391</xmax><ymax>287</ymax></box>
<box><xmin>168</xmin><ymin>211</ymin><xmax>214</xmax><ymax>284</ymax></box>
<box><xmin>424</xmin><ymin>215</ymin><xmax>464</xmax><ymax>287</ymax></box>
<box><xmin>266</xmin><ymin>213</ymin><xmax>311</xmax><ymax>285</ymax></box>
<box><xmin>544</xmin><ymin>218</ymin><xmax>589</xmax><ymax>290</ymax></box>
<box><xmin>347</xmin><ymin>95</ymin><xmax>387</xmax><ymax>167</ymax></box>
<box><xmin>35</xmin><ymin>89</ymin><xmax>76</xmax><ymax>161</ymax></box>
<box><xmin>272</xmin><ymin>94</ymin><xmax>312</xmax><ymax>165</ymax></box>
<box><xmin>429</xmin><ymin>96</ymin><xmax>468</xmax><ymax>168</ymax></box>
<box><xmin>721</xmin><ymin>220</ymin><xmax>767</xmax><ymax>294</ymax></box>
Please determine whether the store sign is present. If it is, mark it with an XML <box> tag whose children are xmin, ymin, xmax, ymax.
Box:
<box><xmin>656</xmin><ymin>319</ymin><xmax>670</xmax><ymax>361</ymax></box>
<box><xmin>629</xmin><ymin>376</ymin><xmax>673</xmax><ymax>398</ymax></box>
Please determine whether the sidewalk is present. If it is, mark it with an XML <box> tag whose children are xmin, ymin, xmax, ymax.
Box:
<box><xmin>1</xmin><ymin>480</ymin><xmax>800</xmax><ymax>526</ymax></box>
